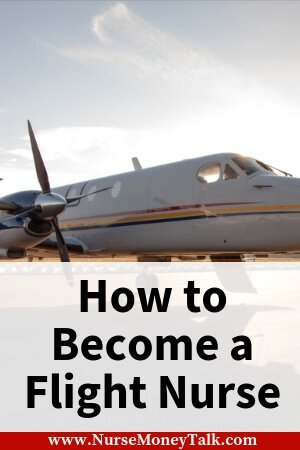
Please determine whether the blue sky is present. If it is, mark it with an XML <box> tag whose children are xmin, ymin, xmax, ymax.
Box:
<box><xmin>1</xmin><ymin>1</ymin><xmax>300</xmax><ymax>193</ymax></box>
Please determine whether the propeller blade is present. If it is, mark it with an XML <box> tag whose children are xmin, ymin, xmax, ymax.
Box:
<box><xmin>0</xmin><ymin>201</ymin><xmax>17</xmax><ymax>212</ymax></box>
<box><xmin>27</xmin><ymin>120</ymin><xmax>51</xmax><ymax>194</ymax></box>
<box><xmin>66</xmin><ymin>186</ymin><xmax>112</xmax><ymax>204</ymax></box>
<box><xmin>0</xmin><ymin>206</ymin><xmax>40</xmax><ymax>222</ymax></box>
<box><xmin>51</xmin><ymin>217</ymin><xmax>70</xmax><ymax>262</ymax></box>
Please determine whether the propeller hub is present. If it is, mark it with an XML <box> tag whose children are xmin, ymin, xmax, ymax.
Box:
<box><xmin>34</xmin><ymin>192</ymin><xmax>67</xmax><ymax>220</ymax></box>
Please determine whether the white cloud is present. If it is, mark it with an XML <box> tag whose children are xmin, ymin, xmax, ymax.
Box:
<box><xmin>18</xmin><ymin>126</ymin><xmax>127</xmax><ymax>162</ymax></box>
<box><xmin>0</xmin><ymin>108</ymin><xmax>7</xmax><ymax>114</ymax></box>
<box><xmin>1</xmin><ymin>125</ymin><xmax>153</xmax><ymax>194</ymax></box>
<box><xmin>1</xmin><ymin>126</ymin><xmax>130</xmax><ymax>194</ymax></box>
<box><xmin>2</xmin><ymin>98</ymin><xmax>300</xmax><ymax>197</ymax></box>
<box><xmin>56</xmin><ymin>2</ymin><xmax>246</xmax><ymax>97</ymax></box>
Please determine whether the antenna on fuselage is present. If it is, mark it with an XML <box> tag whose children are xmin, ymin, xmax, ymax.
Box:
<box><xmin>132</xmin><ymin>157</ymin><xmax>142</xmax><ymax>171</ymax></box>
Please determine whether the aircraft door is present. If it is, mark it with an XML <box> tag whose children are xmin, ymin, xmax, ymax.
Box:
<box><xmin>193</xmin><ymin>161</ymin><xmax>247</xmax><ymax>251</ymax></box>
<box><xmin>195</xmin><ymin>161</ymin><xmax>222</xmax><ymax>216</ymax></box>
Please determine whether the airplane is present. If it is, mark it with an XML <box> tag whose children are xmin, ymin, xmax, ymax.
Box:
<box><xmin>0</xmin><ymin>121</ymin><xmax>299</xmax><ymax>262</ymax></box>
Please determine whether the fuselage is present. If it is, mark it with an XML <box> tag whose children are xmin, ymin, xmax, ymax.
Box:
<box><xmin>50</xmin><ymin>152</ymin><xmax>300</xmax><ymax>255</ymax></box>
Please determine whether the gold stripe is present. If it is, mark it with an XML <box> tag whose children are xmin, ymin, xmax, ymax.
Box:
<box><xmin>60</xmin><ymin>204</ymin><xmax>300</xmax><ymax>229</ymax></box>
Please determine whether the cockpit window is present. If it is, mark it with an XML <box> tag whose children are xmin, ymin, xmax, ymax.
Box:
<box><xmin>223</xmin><ymin>164</ymin><xmax>239</xmax><ymax>180</ymax></box>
<box><xmin>197</xmin><ymin>163</ymin><xmax>220</xmax><ymax>183</ymax></box>
<box><xmin>232</xmin><ymin>157</ymin><xmax>271</xmax><ymax>176</ymax></box>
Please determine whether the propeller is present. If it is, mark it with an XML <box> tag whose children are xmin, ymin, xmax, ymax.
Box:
<box><xmin>52</xmin><ymin>217</ymin><xmax>70</xmax><ymax>263</ymax></box>
<box><xmin>0</xmin><ymin>121</ymin><xmax>112</xmax><ymax>261</ymax></box>
<box><xmin>27</xmin><ymin>121</ymin><xmax>71</xmax><ymax>261</ymax></box>
<box><xmin>0</xmin><ymin>120</ymin><xmax>112</xmax><ymax>262</ymax></box>
<box><xmin>28</xmin><ymin>121</ymin><xmax>51</xmax><ymax>193</ymax></box>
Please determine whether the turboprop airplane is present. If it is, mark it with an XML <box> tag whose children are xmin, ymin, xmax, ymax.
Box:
<box><xmin>0</xmin><ymin>121</ymin><xmax>298</xmax><ymax>262</ymax></box>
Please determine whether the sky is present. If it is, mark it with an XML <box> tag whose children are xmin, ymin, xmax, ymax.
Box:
<box><xmin>1</xmin><ymin>0</ymin><xmax>300</xmax><ymax>194</ymax></box>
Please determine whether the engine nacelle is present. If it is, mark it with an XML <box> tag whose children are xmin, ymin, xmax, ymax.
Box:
<box><xmin>0</xmin><ymin>179</ymin><xmax>70</xmax><ymax>260</ymax></box>
<box><xmin>0</xmin><ymin>190</ymin><xmax>40</xmax><ymax>210</ymax></box>
<box><xmin>0</xmin><ymin>214</ymin><xmax>53</xmax><ymax>256</ymax></box>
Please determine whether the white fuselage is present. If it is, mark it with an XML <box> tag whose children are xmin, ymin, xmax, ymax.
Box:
<box><xmin>54</xmin><ymin>153</ymin><xmax>300</xmax><ymax>255</ymax></box>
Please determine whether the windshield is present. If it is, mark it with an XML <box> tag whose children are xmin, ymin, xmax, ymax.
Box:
<box><xmin>232</xmin><ymin>156</ymin><xmax>291</xmax><ymax>177</ymax></box>
<box><xmin>232</xmin><ymin>157</ymin><xmax>270</xmax><ymax>176</ymax></box>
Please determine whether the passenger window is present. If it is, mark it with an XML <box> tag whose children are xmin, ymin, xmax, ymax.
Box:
<box><xmin>197</xmin><ymin>163</ymin><xmax>220</xmax><ymax>183</ymax></box>
<box><xmin>223</xmin><ymin>164</ymin><xmax>239</xmax><ymax>180</ymax></box>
